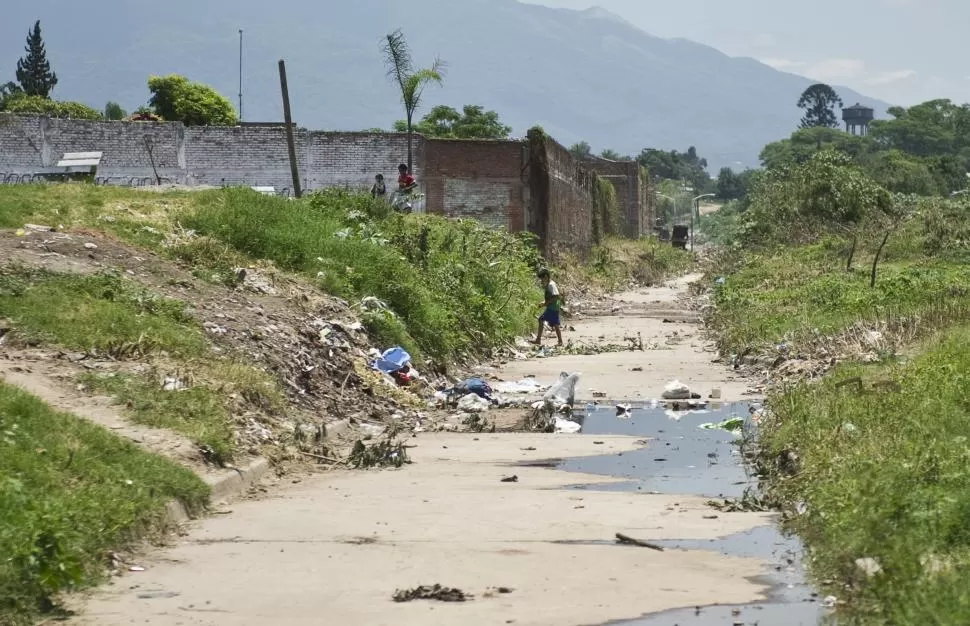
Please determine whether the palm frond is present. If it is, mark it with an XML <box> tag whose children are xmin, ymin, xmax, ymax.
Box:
<box><xmin>382</xmin><ymin>29</ymin><xmax>414</xmax><ymax>94</ymax></box>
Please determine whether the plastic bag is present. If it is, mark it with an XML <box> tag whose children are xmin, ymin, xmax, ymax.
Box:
<box><xmin>544</xmin><ymin>372</ymin><xmax>580</xmax><ymax>408</ymax></box>
<box><xmin>457</xmin><ymin>393</ymin><xmax>491</xmax><ymax>413</ymax></box>
<box><xmin>661</xmin><ymin>380</ymin><xmax>691</xmax><ymax>400</ymax></box>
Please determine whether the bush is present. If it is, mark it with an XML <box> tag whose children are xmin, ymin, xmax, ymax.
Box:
<box><xmin>2</xmin><ymin>93</ymin><xmax>102</xmax><ymax>120</ymax></box>
<box><xmin>147</xmin><ymin>74</ymin><xmax>238</xmax><ymax>126</ymax></box>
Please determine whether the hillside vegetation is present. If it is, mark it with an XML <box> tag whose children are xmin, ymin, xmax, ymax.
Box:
<box><xmin>704</xmin><ymin>136</ymin><xmax>970</xmax><ymax>623</ymax></box>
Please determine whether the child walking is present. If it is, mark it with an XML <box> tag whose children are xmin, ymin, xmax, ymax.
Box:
<box><xmin>532</xmin><ymin>269</ymin><xmax>563</xmax><ymax>347</ymax></box>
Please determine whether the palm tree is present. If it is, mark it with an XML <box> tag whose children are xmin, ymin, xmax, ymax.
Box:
<box><xmin>382</xmin><ymin>29</ymin><xmax>445</xmax><ymax>173</ymax></box>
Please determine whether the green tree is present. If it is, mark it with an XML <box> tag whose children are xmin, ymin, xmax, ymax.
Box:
<box><xmin>382</xmin><ymin>29</ymin><xmax>445</xmax><ymax>172</ymax></box>
<box><xmin>862</xmin><ymin>150</ymin><xmax>939</xmax><ymax>196</ymax></box>
<box><xmin>104</xmin><ymin>101</ymin><xmax>126</xmax><ymax>121</ymax></box>
<box><xmin>1</xmin><ymin>93</ymin><xmax>101</xmax><ymax>120</ymax></box>
<box><xmin>760</xmin><ymin>127</ymin><xmax>875</xmax><ymax>169</ymax></box>
<box><xmin>569</xmin><ymin>141</ymin><xmax>592</xmax><ymax>159</ymax></box>
<box><xmin>147</xmin><ymin>75</ymin><xmax>237</xmax><ymax>126</ymax></box>
<box><xmin>638</xmin><ymin>146</ymin><xmax>711</xmax><ymax>193</ymax></box>
<box><xmin>600</xmin><ymin>149</ymin><xmax>630</xmax><ymax>161</ymax></box>
<box><xmin>394</xmin><ymin>104</ymin><xmax>511</xmax><ymax>139</ymax></box>
<box><xmin>16</xmin><ymin>21</ymin><xmax>58</xmax><ymax>98</ymax></box>
<box><xmin>715</xmin><ymin>167</ymin><xmax>745</xmax><ymax>200</ymax></box>
<box><xmin>797</xmin><ymin>83</ymin><xmax>843</xmax><ymax>129</ymax></box>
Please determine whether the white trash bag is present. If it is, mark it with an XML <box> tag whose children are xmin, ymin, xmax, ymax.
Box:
<box><xmin>661</xmin><ymin>380</ymin><xmax>691</xmax><ymax>400</ymax></box>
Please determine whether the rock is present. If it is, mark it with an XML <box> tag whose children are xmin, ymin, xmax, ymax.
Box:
<box><xmin>162</xmin><ymin>376</ymin><xmax>187</xmax><ymax>392</ymax></box>
<box><xmin>83</xmin><ymin>242</ymin><xmax>99</xmax><ymax>250</ymax></box>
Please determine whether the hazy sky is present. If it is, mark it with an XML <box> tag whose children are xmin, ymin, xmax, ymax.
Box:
<box><xmin>525</xmin><ymin>0</ymin><xmax>968</xmax><ymax>107</ymax></box>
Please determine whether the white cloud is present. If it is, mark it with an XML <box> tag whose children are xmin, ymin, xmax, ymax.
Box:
<box><xmin>866</xmin><ymin>69</ymin><xmax>917</xmax><ymax>85</ymax></box>
<box><xmin>761</xmin><ymin>57</ymin><xmax>915</xmax><ymax>86</ymax></box>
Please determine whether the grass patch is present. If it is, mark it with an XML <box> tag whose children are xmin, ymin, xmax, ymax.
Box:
<box><xmin>0</xmin><ymin>382</ymin><xmax>208</xmax><ymax>624</ymax></box>
<box><xmin>78</xmin><ymin>372</ymin><xmax>235</xmax><ymax>465</ymax></box>
<box><xmin>0</xmin><ymin>266</ymin><xmax>272</xmax><ymax>462</ymax></box>
<box><xmin>709</xmin><ymin>236</ymin><xmax>970</xmax><ymax>355</ymax></box>
<box><xmin>558</xmin><ymin>236</ymin><xmax>693</xmax><ymax>293</ymax></box>
<box><xmin>0</xmin><ymin>268</ymin><xmax>204</xmax><ymax>358</ymax></box>
<box><xmin>762</xmin><ymin>326</ymin><xmax>970</xmax><ymax>623</ymax></box>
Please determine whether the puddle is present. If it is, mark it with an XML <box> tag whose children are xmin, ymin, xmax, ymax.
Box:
<box><xmin>557</xmin><ymin>403</ymin><xmax>830</xmax><ymax>626</ymax></box>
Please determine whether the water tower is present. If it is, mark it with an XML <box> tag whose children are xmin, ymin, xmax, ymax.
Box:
<box><xmin>842</xmin><ymin>103</ymin><xmax>875</xmax><ymax>136</ymax></box>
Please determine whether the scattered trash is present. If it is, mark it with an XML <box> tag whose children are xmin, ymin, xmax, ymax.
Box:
<box><xmin>393</xmin><ymin>584</ymin><xmax>471</xmax><ymax>603</ymax></box>
<box><xmin>592</xmin><ymin>391</ymin><xmax>607</xmax><ymax>399</ymax></box>
<box><xmin>615</xmin><ymin>404</ymin><xmax>632</xmax><ymax>418</ymax></box>
<box><xmin>161</xmin><ymin>376</ymin><xmax>187</xmax><ymax>392</ymax></box>
<box><xmin>699</xmin><ymin>417</ymin><xmax>745</xmax><ymax>434</ymax></box>
<box><xmin>821</xmin><ymin>595</ymin><xmax>838</xmax><ymax>608</ymax></box>
<box><xmin>457</xmin><ymin>393</ymin><xmax>491</xmax><ymax>413</ymax></box>
<box><xmin>493</xmin><ymin>378</ymin><xmax>549</xmax><ymax>395</ymax></box>
<box><xmin>554</xmin><ymin>416</ymin><xmax>582</xmax><ymax>434</ymax></box>
<box><xmin>452</xmin><ymin>378</ymin><xmax>494</xmax><ymax>401</ymax></box>
<box><xmin>483</xmin><ymin>586</ymin><xmax>514</xmax><ymax>597</ymax></box>
<box><xmin>370</xmin><ymin>346</ymin><xmax>411</xmax><ymax>375</ymax></box>
<box><xmin>347</xmin><ymin>438</ymin><xmax>410</xmax><ymax>469</ymax></box>
<box><xmin>631</xmin><ymin>367</ymin><xmax>643</xmax><ymax>372</ymax></box>
<box><xmin>501</xmin><ymin>475</ymin><xmax>519</xmax><ymax>483</ymax></box>
<box><xmin>615</xmin><ymin>533</ymin><xmax>664</xmax><ymax>551</ymax></box>
<box><xmin>129</xmin><ymin>566</ymin><xmax>146</xmax><ymax>572</ymax></box>
<box><xmin>544</xmin><ymin>372</ymin><xmax>580</xmax><ymax>408</ymax></box>
<box><xmin>855</xmin><ymin>557</ymin><xmax>882</xmax><ymax>577</ymax></box>
<box><xmin>709</xmin><ymin>387</ymin><xmax>722</xmax><ymax>400</ymax></box>
<box><xmin>661</xmin><ymin>380</ymin><xmax>692</xmax><ymax>400</ymax></box>
<box><xmin>136</xmin><ymin>591</ymin><xmax>179</xmax><ymax>599</ymax></box>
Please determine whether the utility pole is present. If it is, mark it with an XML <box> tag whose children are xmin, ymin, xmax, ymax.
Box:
<box><xmin>278</xmin><ymin>59</ymin><xmax>302</xmax><ymax>198</ymax></box>
<box><xmin>238</xmin><ymin>29</ymin><xmax>244</xmax><ymax>121</ymax></box>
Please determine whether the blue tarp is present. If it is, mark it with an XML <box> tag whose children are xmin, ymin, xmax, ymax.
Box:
<box><xmin>371</xmin><ymin>347</ymin><xmax>412</xmax><ymax>374</ymax></box>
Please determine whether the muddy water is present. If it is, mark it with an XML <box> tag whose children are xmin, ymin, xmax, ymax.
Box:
<box><xmin>555</xmin><ymin>404</ymin><xmax>830</xmax><ymax>626</ymax></box>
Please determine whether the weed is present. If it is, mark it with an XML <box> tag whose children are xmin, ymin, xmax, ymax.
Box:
<box><xmin>0</xmin><ymin>382</ymin><xmax>208</xmax><ymax>624</ymax></box>
<box><xmin>347</xmin><ymin>438</ymin><xmax>411</xmax><ymax>469</ymax></box>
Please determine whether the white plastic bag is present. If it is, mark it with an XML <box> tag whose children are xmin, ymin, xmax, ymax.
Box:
<box><xmin>543</xmin><ymin>372</ymin><xmax>580</xmax><ymax>408</ymax></box>
<box><xmin>661</xmin><ymin>380</ymin><xmax>691</xmax><ymax>400</ymax></box>
<box><xmin>457</xmin><ymin>393</ymin><xmax>491</xmax><ymax>413</ymax></box>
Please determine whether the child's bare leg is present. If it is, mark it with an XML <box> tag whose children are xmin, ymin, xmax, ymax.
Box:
<box><xmin>532</xmin><ymin>319</ymin><xmax>544</xmax><ymax>345</ymax></box>
<box><xmin>555</xmin><ymin>325</ymin><xmax>563</xmax><ymax>346</ymax></box>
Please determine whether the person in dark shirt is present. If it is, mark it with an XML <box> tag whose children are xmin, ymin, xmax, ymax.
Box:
<box><xmin>371</xmin><ymin>174</ymin><xmax>387</xmax><ymax>198</ymax></box>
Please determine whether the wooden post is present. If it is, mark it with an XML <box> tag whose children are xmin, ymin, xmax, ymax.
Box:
<box><xmin>278</xmin><ymin>59</ymin><xmax>302</xmax><ymax>199</ymax></box>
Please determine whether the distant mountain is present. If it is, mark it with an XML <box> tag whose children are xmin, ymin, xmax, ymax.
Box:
<box><xmin>0</xmin><ymin>0</ymin><xmax>889</xmax><ymax>170</ymax></box>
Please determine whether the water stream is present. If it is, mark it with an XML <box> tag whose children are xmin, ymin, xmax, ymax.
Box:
<box><xmin>549</xmin><ymin>403</ymin><xmax>830</xmax><ymax>626</ymax></box>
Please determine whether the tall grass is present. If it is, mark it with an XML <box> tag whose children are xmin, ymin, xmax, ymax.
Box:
<box><xmin>763</xmin><ymin>327</ymin><xmax>970</xmax><ymax>624</ymax></box>
<box><xmin>0</xmin><ymin>383</ymin><xmax>208</xmax><ymax>624</ymax></box>
<box><xmin>180</xmin><ymin>188</ymin><xmax>541</xmax><ymax>362</ymax></box>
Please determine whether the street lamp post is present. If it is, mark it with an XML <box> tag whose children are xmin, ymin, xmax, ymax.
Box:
<box><xmin>691</xmin><ymin>193</ymin><xmax>716</xmax><ymax>252</ymax></box>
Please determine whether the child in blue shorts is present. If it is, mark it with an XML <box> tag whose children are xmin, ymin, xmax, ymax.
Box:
<box><xmin>532</xmin><ymin>268</ymin><xmax>563</xmax><ymax>347</ymax></box>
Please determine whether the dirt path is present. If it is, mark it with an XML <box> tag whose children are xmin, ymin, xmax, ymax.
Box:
<box><xmin>70</xmin><ymin>274</ymin><xmax>776</xmax><ymax>626</ymax></box>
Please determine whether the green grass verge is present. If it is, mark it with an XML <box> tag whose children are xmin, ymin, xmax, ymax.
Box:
<box><xmin>558</xmin><ymin>236</ymin><xmax>693</xmax><ymax>293</ymax></box>
<box><xmin>0</xmin><ymin>382</ymin><xmax>208</xmax><ymax>624</ymax></box>
<box><xmin>0</xmin><ymin>267</ymin><xmax>250</xmax><ymax>463</ymax></box>
<box><xmin>763</xmin><ymin>326</ymin><xmax>970</xmax><ymax>624</ymax></box>
<box><xmin>709</xmin><ymin>236</ymin><xmax>970</xmax><ymax>355</ymax></box>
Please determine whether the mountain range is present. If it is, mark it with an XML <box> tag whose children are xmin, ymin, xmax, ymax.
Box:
<box><xmin>1</xmin><ymin>0</ymin><xmax>889</xmax><ymax>171</ymax></box>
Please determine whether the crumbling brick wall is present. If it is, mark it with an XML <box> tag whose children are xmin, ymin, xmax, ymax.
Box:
<box><xmin>423</xmin><ymin>139</ymin><xmax>527</xmax><ymax>231</ymax></box>
<box><xmin>580</xmin><ymin>156</ymin><xmax>648</xmax><ymax>239</ymax></box>
<box><xmin>527</xmin><ymin>129</ymin><xmax>594</xmax><ymax>258</ymax></box>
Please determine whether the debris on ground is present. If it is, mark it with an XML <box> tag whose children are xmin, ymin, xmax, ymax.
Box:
<box><xmin>457</xmin><ymin>393</ymin><xmax>491</xmax><ymax>413</ymax></box>
<box><xmin>699</xmin><ymin>417</ymin><xmax>746</xmax><ymax>434</ymax></box>
<box><xmin>347</xmin><ymin>437</ymin><xmax>410</xmax><ymax>469</ymax></box>
<box><xmin>661</xmin><ymin>380</ymin><xmax>692</xmax><ymax>400</ymax></box>
<box><xmin>483</xmin><ymin>587</ymin><xmax>515</xmax><ymax>598</ymax></box>
<box><xmin>615</xmin><ymin>533</ymin><xmax>664</xmax><ymax>552</ymax></box>
<box><xmin>615</xmin><ymin>404</ymin><xmax>632</xmax><ymax>418</ymax></box>
<box><xmin>501</xmin><ymin>475</ymin><xmax>519</xmax><ymax>483</ymax></box>
<box><xmin>392</xmin><ymin>584</ymin><xmax>471</xmax><ymax>603</ymax></box>
<box><xmin>492</xmin><ymin>378</ymin><xmax>548</xmax><ymax>395</ymax></box>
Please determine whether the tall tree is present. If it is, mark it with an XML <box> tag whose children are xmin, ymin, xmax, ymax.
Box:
<box><xmin>797</xmin><ymin>83</ymin><xmax>843</xmax><ymax>129</ymax></box>
<box><xmin>382</xmin><ymin>29</ymin><xmax>445</xmax><ymax>172</ymax></box>
<box><xmin>16</xmin><ymin>21</ymin><xmax>58</xmax><ymax>98</ymax></box>
<box><xmin>104</xmin><ymin>101</ymin><xmax>126</xmax><ymax>121</ymax></box>
<box><xmin>394</xmin><ymin>104</ymin><xmax>511</xmax><ymax>139</ymax></box>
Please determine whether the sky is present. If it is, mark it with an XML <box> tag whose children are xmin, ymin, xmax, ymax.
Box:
<box><xmin>525</xmin><ymin>0</ymin><xmax>968</xmax><ymax>107</ymax></box>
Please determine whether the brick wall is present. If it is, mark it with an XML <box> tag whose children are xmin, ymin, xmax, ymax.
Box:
<box><xmin>581</xmin><ymin>156</ymin><xmax>648</xmax><ymax>239</ymax></box>
<box><xmin>423</xmin><ymin>139</ymin><xmax>527</xmax><ymax>231</ymax></box>
<box><xmin>528</xmin><ymin>130</ymin><xmax>594</xmax><ymax>258</ymax></box>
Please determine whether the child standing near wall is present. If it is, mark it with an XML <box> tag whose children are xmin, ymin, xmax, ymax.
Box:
<box><xmin>532</xmin><ymin>269</ymin><xmax>563</xmax><ymax>347</ymax></box>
